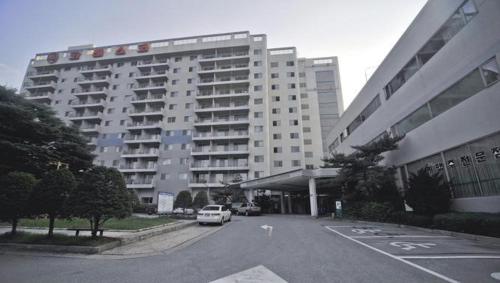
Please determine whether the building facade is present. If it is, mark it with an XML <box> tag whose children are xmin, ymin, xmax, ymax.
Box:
<box><xmin>326</xmin><ymin>0</ymin><xmax>500</xmax><ymax>213</ymax></box>
<box><xmin>20</xmin><ymin>31</ymin><xmax>343</xmax><ymax>204</ymax></box>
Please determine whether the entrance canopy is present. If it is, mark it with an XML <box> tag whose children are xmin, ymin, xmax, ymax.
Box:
<box><xmin>232</xmin><ymin>168</ymin><xmax>339</xmax><ymax>217</ymax></box>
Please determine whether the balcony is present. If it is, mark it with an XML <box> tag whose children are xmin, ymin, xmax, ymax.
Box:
<box><xmin>194</xmin><ymin>103</ymin><xmax>249</xmax><ymax>113</ymax></box>
<box><xmin>79</xmin><ymin>66</ymin><xmax>112</xmax><ymax>74</ymax></box>
<box><xmin>126</xmin><ymin>179</ymin><xmax>155</xmax><ymax>189</ymax></box>
<box><xmin>192</xmin><ymin>131</ymin><xmax>250</xmax><ymax>141</ymax></box>
<box><xmin>86</xmin><ymin>137</ymin><xmax>98</xmax><ymax>145</ymax></box>
<box><xmin>197</xmin><ymin>64</ymin><xmax>249</xmax><ymax>74</ymax></box>
<box><xmin>78</xmin><ymin>124</ymin><xmax>101</xmax><ymax>133</ymax></box>
<box><xmin>196</xmin><ymin>76</ymin><xmax>250</xmax><ymax>87</ymax></box>
<box><xmin>198</xmin><ymin>52</ymin><xmax>249</xmax><ymax>62</ymax></box>
<box><xmin>128</xmin><ymin>107</ymin><xmax>164</xmax><ymax>117</ymax></box>
<box><xmin>126</xmin><ymin>121</ymin><xmax>162</xmax><ymax>130</ymax></box>
<box><xmin>133</xmin><ymin>82</ymin><xmax>168</xmax><ymax>92</ymax></box>
<box><xmin>193</xmin><ymin>116</ymin><xmax>249</xmax><ymax>126</ymax></box>
<box><xmin>191</xmin><ymin>146</ymin><xmax>249</xmax><ymax>156</ymax></box>
<box><xmin>121</xmin><ymin>148</ymin><xmax>159</xmax><ymax>158</ymax></box>
<box><xmin>190</xmin><ymin>162</ymin><xmax>249</xmax><ymax>171</ymax></box>
<box><xmin>131</xmin><ymin>95</ymin><xmax>165</xmax><ymax>104</ymax></box>
<box><xmin>27</xmin><ymin>70</ymin><xmax>58</xmax><ymax>79</ymax></box>
<box><xmin>119</xmin><ymin>164</ymin><xmax>157</xmax><ymax>173</ymax></box>
<box><xmin>22</xmin><ymin>92</ymin><xmax>52</xmax><ymax>102</ymax></box>
<box><xmin>195</xmin><ymin>90</ymin><xmax>249</xmax><ymax>100</ymax></box>
<box><xmin>134</xmin><ymin>71</ymin><xmax>168</xmax><ymax>80</ymax></box>
<box><xmin>74</xmin><ymin>87</ymin><xmax>108</xmax><ymax>97</ymax></box>
<box><xmin>123</xmin><ymin>134</ymin><xmax>161</xmax><ymax>144</ymax></box>
<box><xmin>70</xmin><ymin>99</ymin><xmax>106</xmax><ymax>109</ymax></box>
<box><xmin>68</xmin><ymin>111</ymin><xmax>103</xmax><ymax>121</ymax></box>
<box><xmin>24</xmin><ymin>81</ymin><xmax>56</xmax><ymax>91</ymax></box>
<box><xmin>76</xmin><ymin>76</ymin><xmax>110</xmax><ymax>85</ymax></box>
<box><xmin>136</xmin><ymin>59</ymin><xmax>169</xmax><ymax>69</ymax></box>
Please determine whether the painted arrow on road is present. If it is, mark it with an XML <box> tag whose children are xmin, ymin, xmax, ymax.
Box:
<box><xmin>261</xmin><ymin>224</ymin><xmax>273</xmax><ymax>237</ymax></box>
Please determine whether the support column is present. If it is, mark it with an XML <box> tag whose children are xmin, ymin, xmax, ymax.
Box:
<box><xmin>280</xmin><ymin>191</ymin><xmax>285</xmax><ymax>214</ymax></box>
<box><xmin>287</xmin><ymin>192</ymin><xmax>292</xmax><ymax>214</ymax></box>
<box><xmin>247</xmin><ymin>189</ymin><xmax>254</xmax><ymax>203</ymax></box>
<box><xmin>309</xmin><ymin>177</ymin><xmax>318</xmax><ymax>217</ymax></box>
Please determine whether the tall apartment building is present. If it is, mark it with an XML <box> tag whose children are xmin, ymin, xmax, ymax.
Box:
<box><xmin>20</xmin><ymin>31</ymin><xmax>343</xmax><ymax>204</ymax></box>
<box><xmin>326</xmin><ymin>0</ymin><xmax>500</xmax><ymax>213</ymax></box>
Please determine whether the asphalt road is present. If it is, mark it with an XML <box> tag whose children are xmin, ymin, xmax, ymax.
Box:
<box><xmin>1</xmin><ymin>215</ymin><xmax>499</xmax><ymax>283</ymax></box>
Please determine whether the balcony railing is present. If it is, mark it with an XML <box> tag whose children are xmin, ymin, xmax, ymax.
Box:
<box><xmin>196</xmin><ymin>90</ymin><xmax>249</xmax><ymax>97</ymax></box>
<box><xmin>126</xmin><ymin>179</ymin><xmax>154</xmax><ymax>185</ymax></box>
<box><xmin>129</xmin><ymin>108</ymin><xmax>164</xmax><ymax>115</ymax></box>
<box><xmin>126</xmin><ymin>121</ymin><xmax>162</xmax><ymax>128</ymax></box>
<box><xmin>122</xmin><ymin>148</ymin><xmax>159</xmax><ymax>155</ymax></box>
<box><xmin>76</xmin><ymin>76</ymin><xmax>110</xmax><ymax>83</ymax></box>
<box><xmin>124</xmin><ymin>134</ymin><xmax>161</xmax><ymax>141</ymax></box>
<box><xmin>131</xmin><ymin>95</ymin><xmax>165</xmax><ymax>102</ymax></box>
<box><xmin>119</xmin><ymin>164</ymin><xmax>157</xmax><ymax>170</ymax></box>
<box><xmin>70</xmin><ymin>99</ymin><xmax>105</xmax><ymax>106</ymax></box>
<box><xmin>134</xmin><ymin>71</ymin><xmax>168</xmax><ymax>78</ymax></box>
<box><xmin>27</xmin><ymin>70</ymin><xmax>58</xmax><ymax>77</ymax></box>
<box><xmin>133</xmin><ymin>83</ymin><xmax>168</xmax><ymax>90</ymax></box>
<box><xmin>75</xmin><ymin>87</ymin><xmax>108</xmax><ymax>94</ymax></box>
<box><xmin>190</xmin><ymin>162</ymin><xmax>249</xmax><ymax>168</ymax></box>
<box><xmin>200</xmin><ymin>52</ymin><xmax>249</xmax><ymax>60</ymax></box>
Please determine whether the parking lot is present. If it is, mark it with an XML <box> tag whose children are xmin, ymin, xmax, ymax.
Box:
<box><xmin>324</xmin><ymin>222</ymin><xmax>500</xmax><ymax>282</ymax></box>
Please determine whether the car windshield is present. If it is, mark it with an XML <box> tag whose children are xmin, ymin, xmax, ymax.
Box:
<box><xmin>202</xmin><ymin>206</ymin><xmax>220</xmax><ymax>211</ymax></box>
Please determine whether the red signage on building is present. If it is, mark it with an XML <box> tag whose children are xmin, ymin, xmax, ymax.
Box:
<box><xmin>47</xmin><ymin>53</ymin><xmax>59</xmax><ymax>64</ymax></box>
<box><xmin>115</xmin><ymin>46</ymin><xmax>126</xmax><ymax>55</ymax></box>
<box><xmin>93</xmin><ymin>48</ymin><xmax>104</xmax><ymax>58</ymax></box>
<box><xmin>137</xmin><ymin>43</ymin><xmax>150</xmax><ymax>53</ymax></box>
<box><xmin>69</xmin><ymin>51</ymin><xmax>81</xmax><ymax>60</ymax></box>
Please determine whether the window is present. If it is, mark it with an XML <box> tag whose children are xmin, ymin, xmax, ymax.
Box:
<box><xmin>271</xmin><ymin>73</ymin><xmax>279</xmax><ymax>79</ymax></box>
<box><xmin>304</xmin><ymin>139</ymin><xmax>312</xmax><ymax>145</ymax></box>
<box><xmin>169</xmin><ymin>104</ymin><xmax>177</xmax><ymax>110</ymax></box>
<box><xmin>273</xmin><ymin>120</ymin><xmax>280</xmax><ymax>127</ymax></box>
<box><xmin>172</xmin><ymin>80</ymin><xmax>177</xmax><ymax>85</ymax></box>
<box><xmin>105</xmin><ymin>121</ymin><xmax>111</xmax><ymax>126</ymax></box>
<box><xmin>120</xmin><ymin>120</ymin><xmax>125</xmax><ymax>126</ymax></box>
<box><xmin>129</xmin><ymin>72</ymin><xmax>134</xmax><ymax>77</ymax></box>
<box><xmin>289</xmin><ymin>95</ymin><xmax>296</xmax><ymax>101</ymax></box>
<box><xmin>480</xmin><ymin>57</ymin><xmax>499</xmax><ymax>86</ymax></box>
<box><xmin>112</xmin><ymin>85</ymin><xmax>118</xmax><ymax>90</ymax></box>
<box><xmin>253</xmin><ymin>61</ymin><xmax>262</xmax><ymax>67</ymax></box>
<box><xmin>181</xmin><ymin>143</ymin><xmax>190</xmax><ymax>150</ymax></box>
<box><xmin>254</xmin><ymin>73</ymin><xmax>263</xmax><ymax>79</ymax></box>
<box><xmin>164</xmin><ymin>144</ymin><xmax>173</xmax><ymax>150</ymax></box>
<box><xmin>184</xmin><ymin>116</ymin><xmax>190</xmax><ymax>122</ymax></box>
<box><xmin>303</xmin><ymin>127</ymin><xmax>311</xmax><ymax>133</ymax></box>
<box><xmin>272</xmin><ymin>108</ymin><xmax>280</xmax><ymax>114</ymax></box>
<box><xmin>173</xmin><ymin>68</ymin><xmax>179</xmax><ymax>73</ymax></box>
<box><xmin>254</xmin><ymin>98</ymin><xmax>263</xmax><ymax>105</ymax></box>
<box><xmin>305</xmin><ymin>152</ymin><xmax>313</xmax><ymax>158</ymax></box>
<box><xmin>300</xmin><ymin>93</ymin><xmax>308</xmax><ymax>99</ymax></box>
<box><xmin>271</xmin><ymin>84</ymin><xmax>279</xmax><ymax>90</ymax></box>
<box><xmin>289</xmin><ymin>107</ymin><xmax>297</xmax><ymax>113</ymax></box>
<box><xmin>180</xmin><ymin>158</ymin><xmax>189</xmax><ymax>165</ymax></box>
<box><xmin>254</xmin><ymin>85</ymin><xmax>263</xmax><ymax>91</ymax></box>
<box><xmin>253</xmin><ymin>49</ymin><xmax>262</xmax><ymax>55</ymax></box>
<box><xmin>254</xmin><ymin>126</ymin><xmax>264</xmax><ymax>132</ymax></box>
<box><xmin>288</xmin><ymin>83</ymin><xmax>296</xmax><ymax>89</ymax></box>
<box><xmin>286</xmin><ymin>61</ymin><xmax>294</xmax><ymax>67</ymax></box>
<box><xmin>182</xmin><ymin>130</ymin><xmax>191</xmax><ymax>135</ymax></box>
<box><xmin>287</xmin><ymin>72</ymin><xmax>295</xmax><ymax>78</ymax></box>
<box><xmin>170</xmin><ymin>91</ymin><xmax>178</xmax><ymax>97</ymax></box>
<box><xmin>254</xmin><ymin>112</ymin><xmax>263</xmax><ymax>118</ymax></box>
<box><xmin>254</xmin><ymin>171</ymin><xmax>263</xmax><ymax>178</ymax></box>
<box><xmin>393</xmin><ymin>104</ymin><xmax>432</xmax><ymax>136</ymax></box>
<box><xmin>274</xmin><ymin>160</ymin><xmax>283</xmax><ymax>167</ymax></box>
<box><xmin>273</xmin><ymin>133</ymin><xmax>282</xmax><ymax>140</ymax></box>
<box><xmin>167</xmin><ymin>117</ymin><xmax>176</xmax><ymax>123</ymax></box>
<box><xmin>272</xmin><ymin>96</ymin><xmax>280</xmax><ymax>102</ymax></box>
<box><xmin>122</xmin><ymin>107</ymin><xmax>127</xmax><ymax>113</ymax></box>
<box><xmin>270</xmin><ymin>62</ymin><xmax>279</xmax><ymax>68</ymax></box>
<box><xmin>114</xmin><ymin>74</ymin><xmax>120</xmax><ymax>79</ymax></box>
<box><xmin>289</xmin><ymin>120</ymin><xmax>298</xmax><ymax>126</ymax></box>
<box><xmin>175</xmin><ymin>57</ymin><xmax>182</xmax><ymax>62</ymax></box>
<box><xmin>189</xmin><ymin>67</ymin><xmax>194</xmax><ymax>72</ymax></box>
<box><xmin>54</xmin><ymin>100</ymin><xmax>60</xmax><ymax>104</ymax></box>
<box><xmin>292</xmin><ymin>160</ymin><xmax>301</xmax><ymax>167</ymax></box>
<box><xmin>306</xmin><ymin>164</ymin><xmax>314</xmax><ymax>169</ymax></box>
<box><xmin>254</xmin><ymin>140</ymin><xmax>264</xmax><ymax>147</ymax></box>
<box><xmin>346</xmin><ymin>95</ymin><xmax>381</xmax><ymax>135</ymax></box>
<box><xmin>301</xmin><ymin>104</ymin><xmax>309</xmax><ymax>110</ymax></box>
<box><xmin>165</xmin><ymin>130</ymin><xmax>173</xmax><ymax>136</ymax></box>
<box><xmin>110</xmin><ymin>96</ymin><xmax>116</xmax><ymax>102</ymax></box>
<box><xmin>107</xmin><ymin>108</ymin><xmax>114</xmax><ymax>114</ymax></box>
<box><xmin>290</xmin><ymin>133</ymin><xmax>299</xmax><ymax>139</ymax></box>
<box><xmin>190</xmin><ymin>55</ymin><xmax>197</xmax><ymax>61</ymax></box>
<box><xmin>302</xmin><ymin>115</ymin><xmax>310</xmax><ymax>121</ymax></box>
<box><xmin>187</xmin><ymin>78</ymin><xmax>192</xmax><ymax>84</ymax></box>
<box><xmin>299</xmin><ymin>72</ymin><xmax>306</xmax><ymax>78</ymax></box>
<box><xmin>116</xmin><ymin>62</ymin><xmax>124</xmax><ymax>67</ymax></box>
<box><xmin>160</xmin><ymin>173</ymin><xmax>168</xmax><ymax>180</ymax></box>
<box><xmin>185</xmin><ymin>103</ymin><xmax>192</xmax><ymax>109</ymax></box>
<box><xmin>254</xmin><ymin>156</ymin><xmax>264</xmax><ymax>162</ymax></box>
<box><xmin>273</xmin><ymin>147</ymin><xmax>282</xmax><ymax>153</ymax></box>
<box><xmin>178</xmin><ymin>173</ymin><xmax>188</xmax><ymax>180</ymax></box>
<box><xmin>291</xmin><ymin>146</ymin><xmax>300</xmax><ymax>153</ymax></box>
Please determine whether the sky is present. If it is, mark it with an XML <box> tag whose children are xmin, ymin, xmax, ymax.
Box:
<box><xmin>0</xmin><ymin>0</ymin><xmax>427</xmax><ymax>108</ymax></box>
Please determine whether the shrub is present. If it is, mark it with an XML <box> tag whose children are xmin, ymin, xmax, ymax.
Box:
<box><xmin>401</xmin><ymin>213</ymin><xmax>433</xmax><ymax>227</ymax></box>
<box><xmin>174</xmin><ymin>191</ymin><xmax>192</xmax><ymax>209</ymax></box>
<box><xmin>433</xmin><ymin>212</ymin><xmax>500</xmax><ymax>237</ymax></box>
<box><xmin>192</xmin><ymin>191</ymin><xmax>208</xmax><ymax>209</ymax></box>
<box><xmin>359</xmin><ymin>202</ymin><xmax>394</xmax><ymax>222</ymax></box>
<box><xmin>405</xmin><ymin>168</ymin><xmax>451</xmax><ymax>215</ymax></box>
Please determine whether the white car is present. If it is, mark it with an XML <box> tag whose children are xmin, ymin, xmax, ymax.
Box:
<box><xmin>197</xmin><ymin>205</ymin><xmax>231</xmax><ymax>225</ymax></box>
<box><xmin>173</xmin><ymin>207</ymin><xmax>184</xmax><ymax>214</ymax></box>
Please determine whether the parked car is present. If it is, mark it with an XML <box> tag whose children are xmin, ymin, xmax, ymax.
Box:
<box><xmin>230</xmin><ymin>202</ymin><xmax>242</xmax><ymax>214</ymax></box>
<box><xmin>197</xmin><ymin>205</ymin><xmax>231</xmax><ymax>225</ymax></box>
<box><xmin>237</xmin><ymin>202</ymin><xmax>261</xmax><ymax>216</ymax></box>
<box><xmin>173</xmin><ymin>207</ymin><xmax>184</xmax><ymax>214</ymax></box>
<box><xmin>184</xmin><ymin>208</ymin><xmax>195</xmax><ymax>215</ymax></box>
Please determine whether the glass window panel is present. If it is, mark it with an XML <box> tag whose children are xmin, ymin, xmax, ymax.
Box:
<box><xmin>402</xmin><ymin>57</ymin><xmax>420</xmax><ymax>81</ymax></box>
<box><xmin>480</xmin><ymin>58</ymin><xmax>499</xmax><ymax>86</ymax></box>
<box><xmin>406</xmin><ymin>153</ymin><xmax>444</xmax><ymax>176</ymax></box>
<box><xmin>395</xmin><ymin>104</ymin><xmax>432</xmax><ymax>136</ymax></box>
<box><xmin>429</xmin><ymin>69</ymin><xmax>484</xmax><ymax>117</ymax></box>
<box><xmin>439</xmin><ymin>10</ymin><xmax>466</xmax><ymax>43</ymax></box>
<box><xmin>461</xmin><ymin>0</ymin><xmax>478</xmax><ymax>22</ymax></box>
<box><xmin>468</xmin><ymin>132</ymin><xmax>500</xmax><ymax>196</ymax></box>
<box><xmin>444</xmin><ymin>144</ymin><xmax>482</xmax><ymax>198</ymax></box>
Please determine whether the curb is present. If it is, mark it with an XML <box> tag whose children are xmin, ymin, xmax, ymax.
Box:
<box><xmin>0</xmin><ymin>221</ymin><xmax>180</xmax><ymax>233</ymax></box>
<box><xmin>0</xmin><ymin>221</ymin><xmax>197</xmax><ymax>255</ymax></box>
<box><xmin>330</xmin><ymin>218</ymin><xmax>500</xmax><ymax>245</ymax></box>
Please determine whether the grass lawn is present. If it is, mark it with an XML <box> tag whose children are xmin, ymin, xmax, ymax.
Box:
<box><xmin>0</xmin><ymin>232</ymin><xmax>116</xmax><ymax>246</ymax></box>
<box><xmin>16</xmin><ymin>216</ymin><xmax>175</xmax><ymax>230</ymax></box>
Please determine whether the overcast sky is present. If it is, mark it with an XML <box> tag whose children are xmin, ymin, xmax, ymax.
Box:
<box><xmin>0</xmin><ymin>0</ymin><xmax>426</xmax><ymax>108</ymax></box>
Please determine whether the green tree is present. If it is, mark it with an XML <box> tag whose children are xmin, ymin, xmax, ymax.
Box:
<box><xmin>68</xmin><ymin>166</ymin><xmax>133</xmax><ymax>238</ymax></box>
<box><xmin>323</xmin><ymin>134</ymin><xmax>404</xmax><ymax>206</ymax></box>
<box><xmin>30</xmin><ymin>168</ymin><xmax>76</xmax><ymax>238</ymax></box>
<box><xmin>174</xmin><ymin>191</ymin><xmax>193</xmax><ymax>209</ymax></box>
<box><xmin>0</xmin><ymin>172</ymin><xmax>37</xmax><ymax>235</ymax></box>
<box><xmin>0</xmin><ymin>86</ymin><xmax>93</xmax><ymax>177</ymax></box>
<box><xmin>405</xmin><ymin>168</ymin><xmax>451</xmax><ymax>215</ymax></box>
<box><xmin>192</xmin><ymin>191</ymin><xmax>209</xmax><ymax>209</ymax></box>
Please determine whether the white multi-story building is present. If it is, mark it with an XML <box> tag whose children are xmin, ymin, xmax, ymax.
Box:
<box><xmin>326</xmin><ymin>0</ymin><xmax>500</xmax><ymax>213</ymax></box>
<box><xmin>20</xmin><ymin>31</ymin><xmax>343</xmax><ymax>204</ymax></box>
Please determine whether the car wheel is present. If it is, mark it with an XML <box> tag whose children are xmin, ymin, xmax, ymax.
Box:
<box><xmin>220</xmin><ymin>218</ymin><xmax>224</xmax><ymax>225</ymax></box>
<box><xmin>228</xmin><ymin>216</ymin><xmax>232</xmax><ymax>222</ymax></box>
<box><xmin>245</xmin><ymin>211</ymin><xmax>249</xmax><ymax>216</ymax></box>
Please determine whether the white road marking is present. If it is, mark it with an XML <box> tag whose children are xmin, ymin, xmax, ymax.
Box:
<box><xmin>401</xmin><ymin>255</ymin><xmax>500</xmax><ymax>259</ymax></box>
<box><xmin>390</xmin><ymin>242</ymin><xmax>436</xmax><ymax>251</ymax></box>
<box><xmin>325</xmin><ymin>226</ymin><xmax>459</xmax><ymax>283</ymax></box>
<box><xmin>210</xmin><ymin>265</ymin><xmax>287</xmax><ymax>283</ymax></box>
<box><xmin>261</xmin><ymin>224</ymin><xmax>273</xmax><ymax>237</ymax></box>
<box><xmin>491</xmin><ymin>272</ymin><xmax>500</xmax><ymax>281</ymax></box>
<box><xmin>351</xmin><ymin>228</ymin><xmax>382</xmax><ymax>234</ymax></box>
<box><xmin>352</xmin><ymin>235</ymin><xmax>451</xmax><ymax>239</ymax></box>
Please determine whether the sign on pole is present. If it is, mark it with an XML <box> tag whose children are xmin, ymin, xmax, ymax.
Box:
<box><xmin>158</xmin><ymin>192</ymin><xmax>174</xmax><ymax>214</ymax></box>
<box><xmin>335</xmin><ymin>200</ymin><xmax>343</xmax><ymax>218</ymax></box>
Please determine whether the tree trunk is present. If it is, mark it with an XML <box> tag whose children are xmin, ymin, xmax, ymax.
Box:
<box><xmin>91</xmin><ymin>216</ymin><xmax>100</xmax><ymax>238</ymax></box>
<box><xmin>11</xmin><ymin>218</ymin><xmax>18</xmax><ymax>236</ymax></box>
<box><xmin>48</xmin><ymin>215</ymin><xmax>55</xmax><ymax>238</ymax></box>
